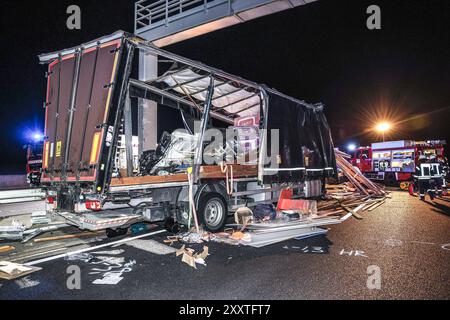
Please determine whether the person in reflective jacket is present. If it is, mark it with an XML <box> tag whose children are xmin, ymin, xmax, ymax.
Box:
<box><xmin>414</xmin><ymin>155</ymin><xmax>434</xmax><ymax>200</ymax></box>
<box><xmin>433</xmin><ymin>157</ymin><xmax>447</xmax><ymax>195</ymax></box>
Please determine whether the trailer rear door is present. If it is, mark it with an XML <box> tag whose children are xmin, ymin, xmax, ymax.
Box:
<box><xmin>41</xmin><ymin>39</ymin><xmax>122</xmax><ymax>184</ymax></box>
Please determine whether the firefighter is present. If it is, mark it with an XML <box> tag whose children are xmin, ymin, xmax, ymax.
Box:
<box><xmin>433</xmin><ymin>157</ymin><xmax>446</xmax><ymax>196</ymax></box>
<box><xmin>414</xmin><ymin>155</ymin><xmax>433</xmax><ymax>200</ymax></box>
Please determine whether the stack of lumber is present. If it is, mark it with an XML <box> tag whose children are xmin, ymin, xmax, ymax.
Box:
<box><xmin>334</xmin><ymin>149</ymin><xmax>386</xmax><ymax>198</ymax></box>
<box><xmin>317</xmin><ymin>194</ymin><xmax>386</xmax><ymax>219</ymax></box>
<box><xmin>316</xmin><ymin>149</ymin><xmax>388</xmax><ymax>219</ymax></box>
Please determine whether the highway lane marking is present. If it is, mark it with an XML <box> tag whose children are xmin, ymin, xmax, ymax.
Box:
<box><xmin>410</xmin><ymin>240</ymin><xmax>436</xmax><ymax>245</ymax></box>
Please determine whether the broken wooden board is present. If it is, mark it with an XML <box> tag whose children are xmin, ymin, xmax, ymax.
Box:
<box><xmin>0</xmin><ymin>261</ymin><xmax>41</xmax><ymax>280</ymax></box>
<box><xmin>341</xmin><ymin>204</ymin><xmax>363</xmax><ymax>220</ymax></box>
<box><xmin>33</xmin><ymin>231</ymin><xmax>104</xmax><ymax>243</ymax></box>
<box><xmin>0</xmin><ymin>246</ymin><xmax>15</xmax><ymax>253</ymax></box>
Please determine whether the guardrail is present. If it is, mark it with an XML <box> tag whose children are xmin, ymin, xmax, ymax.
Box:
<box><xmin>135</xmin><ymin>0</ymin><xmax>229</xmax><ymax>33</ymax></box>
<box><xmin>0</xmin><ymin>174</ymin><xmax>28</xmax><ymax>190</ymax></box>
<box><xmin>0</xmin><ymin>188</ymin><xmax>45</xmax><ymax>204</ymax></box>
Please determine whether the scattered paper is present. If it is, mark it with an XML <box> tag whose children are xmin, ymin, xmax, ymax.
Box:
<box><xmin>127</xmin><ymin>239</ymin><xmax>176</xmax><ymax>255</ymax></box>
<box><xmin>176</xmin><ymin>245</ymin><xmax>209</xmax><ymax>269</ymax></box>
<box><xmin>15</xmin><ymin>276</ymin><xmax>40</xmax><ymax>289</ymax></box>
<box><xmin>93</xmin><ymin>273</ymin><xmax>124</xmax><ymax>285</ymax></box>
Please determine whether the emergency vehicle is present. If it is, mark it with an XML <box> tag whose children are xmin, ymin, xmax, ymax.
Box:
<box><xmin>25</xmin><ymin>143</ymin><xmax>43</xmax><ymax>186</ymax></box>
<box><xmin>350</xmin><ymin>140</ymin><xmax>447</xmax><ymax>189</ymax></box>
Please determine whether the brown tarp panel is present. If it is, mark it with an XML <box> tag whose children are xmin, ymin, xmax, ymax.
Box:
<box><xmin>42</xmin><ymin>41</ymin><xmax>121</xmax><ymax>183</ymax></box>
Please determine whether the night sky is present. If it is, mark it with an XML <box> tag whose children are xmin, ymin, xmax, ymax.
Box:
<box><xmin>1</xmin><ymin>0</ymin><xmax>449</xmax><ymax>173</ymax></box>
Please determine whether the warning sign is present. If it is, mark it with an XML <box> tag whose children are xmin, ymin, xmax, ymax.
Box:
<box><xmin>56</xmin><ymin>141</ymin><xmax>62</xmax><ymax>157</ymax></box>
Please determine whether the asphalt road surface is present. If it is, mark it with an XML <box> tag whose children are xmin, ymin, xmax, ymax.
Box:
<box><xmin>0</xmin><ymin>191</ymin><xmax>449</xmax><ymax>300</ymax></box>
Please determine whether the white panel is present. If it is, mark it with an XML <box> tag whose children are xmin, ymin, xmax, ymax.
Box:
<box><xmin>372</xmin><ymin>140</ymin><xmax>407</xmax><ymax>150</ymax></box>
<box><xmin>139</xmin><ymin>51</ymin><xmax>158</xmax><ymax>151</ymax></box>
<box><xmin>159</xmin><ymin>69</ymin><xmax>260</xmax><ymax>117</ymax></box>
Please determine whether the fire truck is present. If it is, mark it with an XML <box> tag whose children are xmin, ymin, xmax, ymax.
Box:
<box><xmin>25</xmin><ymin>142</ymin><xmax>43</xmax><ymax>187</ymax></box>
<box><xmin>350</xmin><ymin>140</ymin><xmax>447</xmax><ymax>190</ymax></box>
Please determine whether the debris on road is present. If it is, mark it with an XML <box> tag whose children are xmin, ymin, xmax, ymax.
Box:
<box><xmin>15</xmin><ymin>276</ymin><xmax>40</xmax><ymax>289</ymax></box>
<box><xmin>31</xmin><ymin>211</ymin><xmax>52</xmax><ymax>225</ymax></box>
<box><xmin>0</xmin><ymin>220</ymin><xmax>26</xmax><ymax>240</ymax></box>
<box><xmin>176</xmin><ymin>245</ymin><xmax>209</xmax><ymax>269</ymax></box>
<box><xmin>314</xmin><ymin>149</ymin><xmax>389</xmax><ymax>219</ymax></box>
<box><xmin>33</xmin><ymin>231</ymin><xmax>104</xmax><ymax>243</ymax></box>
<box><xmin>334</xmin><ymin>149</ymin><xmax>387</xmax><ymax>198</ymax></box>
<box><xmin>0</xmin><ymin>246</ymin><xmax>15</xmax><ymax>253</ymax></box>
<box><xmin>126</xmin><ymin>239</ymin><xmax>176</xmax><ymax>255</ymax></box>
<box><xmin>0</xmin><ymin>261</ymin><xmax>41</xmax><ymax>280</ymax></box>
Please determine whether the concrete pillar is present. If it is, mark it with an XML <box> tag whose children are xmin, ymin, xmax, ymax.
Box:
<box><xmin>138</xmin><ymin>50</ymin><xmax>158</xmax><ymax>153</ymax></box>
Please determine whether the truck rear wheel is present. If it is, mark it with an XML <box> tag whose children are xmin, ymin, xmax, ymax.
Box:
<box><xmin>198</xmin><ymin>193</ymin><xmax>228</xmax><ymax>233</ymax></box>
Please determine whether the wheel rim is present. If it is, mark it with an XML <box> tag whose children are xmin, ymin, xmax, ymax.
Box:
<box><xmin>205</xmin><ymin>199</ymin><xmax>223</xmax><ymax>227</ymax></box>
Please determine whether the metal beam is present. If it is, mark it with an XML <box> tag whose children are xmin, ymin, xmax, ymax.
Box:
<box><xmin>63</xmin><ymin>49</ymin><xmax>82</xmax><ymax>180</ymax></box>
<box><xmin>138</xmin><ymin>50</ymin><xmax>158</xmax><ymax>153</ymax></box>
<box><xmin>193</xmin><ymin>76</ymin><xmax>214</xmax><ymax>183</ymax></box>
<box><xmin>129</xmin><ymin>78</ymin><xmax>233</xmax><ymax>124</ymax></box>
<box><xmin>124</xmin><ymin>92</ymin><xmax>134</xmax><ymax>177</ymax></box>
<box><xmin>135</xmin><ymin>0</ymin><xmax>318</xmax><ymax>47</ymax></box>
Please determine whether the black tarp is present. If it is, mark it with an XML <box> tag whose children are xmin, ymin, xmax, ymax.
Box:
<box><xmin>263</xmin><ymin>90</ymin><xmax>336</xmax><ymax>183</ymax></box>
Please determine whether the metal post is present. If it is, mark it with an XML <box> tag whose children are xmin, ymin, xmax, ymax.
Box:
<box><xmin>193</xmin><ymin>76</ymin><xmax>215</xmax><ymax>183</ymax></box>
<box><xmin>63</xmin><ymin>49</ymin><xmax>82</xmax><ymax>180</ymax></box>
<box><xmin>138</xmin><ymin>50</ymin><xmax>158</xmax><ymax>154</ymax></box>
<box><xmin>124</xmin><ymin>91</ymin><xmax>134</xmax><ymax>177</ymax></box>
<box><xmin>165</xmin><ymin>0</ymin><xmax>169</xmax><ymax>26</ymax></box>
<box><xmin>258</xmin><ymin>89</ymin><xmax>269</xmax><ymax>184</ymax></box>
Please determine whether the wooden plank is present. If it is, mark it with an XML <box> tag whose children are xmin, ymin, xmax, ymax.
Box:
<box><xmin>33</xmin><ymin>231</ymin><xmax>104</xmax><ymax>243</ymax></box>
<box><xmin>110</xmin><ymin>165</ymin><xmax>258</xmax><ymax>187</ymax></box>
<box><xmin>111</xmin><ymin>173</ymin><xmax>188</xmax><ymax>186</ymax></box>
<box><xmin>341</xmin><ymin>204</ymin><xmax>363</xmax><ymax>220</ymax></box>
<box><xmin>0</xmin><ymin>246</ymin><xmax>15</xmax><ymax>253</ymax></box>
<box><xmin>200</xmin><ymin>165</ymin><xmax>257</xmax><ymax>179</ymax></box>
<box><xmin>368</xmin><ymin>200</ymin><xmax>386</xmax><ymax>212</ymax></box>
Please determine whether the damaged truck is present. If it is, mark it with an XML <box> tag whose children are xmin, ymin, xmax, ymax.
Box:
<box><xmin>38</xmin><ymin>31</ymin><xmax>336</xmax><ymax>233</ymax></box>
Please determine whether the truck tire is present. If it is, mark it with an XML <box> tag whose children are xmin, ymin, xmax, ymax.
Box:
<box><xmin>197</xmin><ymin>193</ymin><xmax>228</xmax><ymax>233</ymax></box>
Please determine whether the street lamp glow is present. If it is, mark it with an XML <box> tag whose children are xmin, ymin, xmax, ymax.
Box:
<box><xmin>347</xmin><ymin>144</ymin><xmax>356</xmax><ymax>152</ymax></box>
<box><xmin>375</xmin><ymin>122</ymin><xmax>391</xmax><ymax>142</ymax></box>
<box><xmin>375</xmin><ymin>122</ymin><xmax>391</xmax><ymax>133</ymax></box>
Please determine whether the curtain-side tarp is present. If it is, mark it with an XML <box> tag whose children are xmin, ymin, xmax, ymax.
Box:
<box><xmin>263</xmin><ymin>90</ymin><xmax>336</xmax><ymax>183</ymax></box>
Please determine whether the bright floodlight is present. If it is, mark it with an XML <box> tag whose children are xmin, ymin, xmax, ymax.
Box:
<box><xmin>376</xmin><ymin>122</ymin><xmax>391</xmax><ymax>132</ymax></box>
<box><xmin>347</xmin><ymin>144</ymin><xmax>356</xmax><ymax>151</ymax></box>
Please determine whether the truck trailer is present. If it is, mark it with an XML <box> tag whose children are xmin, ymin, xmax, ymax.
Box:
<box><xmin>38</xmin><ymin>31</ymin><xmax>336</xmax><ymax>232</ymax></box>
